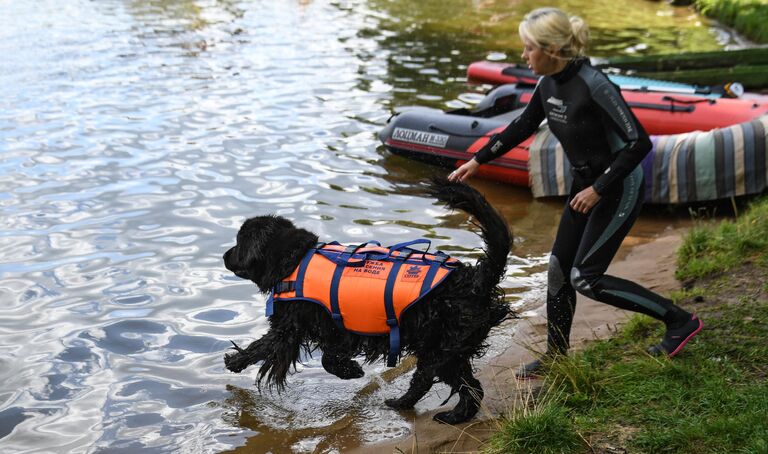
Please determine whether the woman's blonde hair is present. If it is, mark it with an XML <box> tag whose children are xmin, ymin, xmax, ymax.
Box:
<box><xmin>518</xmin><ymin>7</ymin><xmax>589</xmax><ymax>59</ymax></box>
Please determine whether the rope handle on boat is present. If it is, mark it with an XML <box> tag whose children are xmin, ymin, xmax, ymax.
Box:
<box><xmin>628</xmin><ymin>101</ymin><xmax>696</xmax><ymax>113</ymax></box>
<box><xmin>662</xmin><ymin>95</ymin><xmax>716</xmax><ymax>105</ymax></box>
<box><xmin>428</xmin><ymin>122</ymin><xmax>491</xmax><ymax>138</ymax></box>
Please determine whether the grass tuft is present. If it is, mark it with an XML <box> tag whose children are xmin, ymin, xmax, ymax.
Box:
<box><xmin>676</xmin><ymin>196</ymin><xmax>768</xmax><ymax>280</ymax></box>
<box><xmin>542</xmin><ymin>354</ymin><xmax>609</xmax><ymax>410</ymax></box>
<box><xmin>484</xmin><ymin>400</ymin><xmax>583</xmax><ymax>454</ymax></box>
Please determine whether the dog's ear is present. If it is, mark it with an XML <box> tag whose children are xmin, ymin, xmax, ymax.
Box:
<box><xmin>232</xmin><ymin>215</ymin><xmax>318</xmax><ymax>292</ymax></box>
<box><xmin>254</xmin><ymin>225</ymin><xmax>318</xmax><ymax>290</ymax></box>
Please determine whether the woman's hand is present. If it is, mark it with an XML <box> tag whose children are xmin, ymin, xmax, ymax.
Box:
<box><xmin>448</xmin><ymin>159</ymin><xmax>480</xmax><ymax>183</ymax></box>
<box><xmin>570</xmin><ymin>186</ymin><xmax>601</xmax><ymax>214</ymax></box>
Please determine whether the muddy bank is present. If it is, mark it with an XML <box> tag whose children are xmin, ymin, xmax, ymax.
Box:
<box><xmin>354</xmin><ymin>228</ymin><xmax>686</xmax><ymax>454</ymax></box>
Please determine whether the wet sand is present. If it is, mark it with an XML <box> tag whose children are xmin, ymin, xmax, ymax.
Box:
<box><xmin>353</xmin><ymin>227</ymin><xmax>686</xmax><ymax>453</ymax></box>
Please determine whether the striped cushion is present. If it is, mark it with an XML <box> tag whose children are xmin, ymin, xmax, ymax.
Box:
<box><xmin>529</xmin><ymin>115</ymin><xmax>768</xmax><ymax>204</ymax></box>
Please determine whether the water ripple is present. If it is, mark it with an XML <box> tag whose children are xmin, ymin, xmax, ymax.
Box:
<box><xmin>0</xmin><ymin>0</ymin><xmax>709</xmax><ymax>452</ymax></box>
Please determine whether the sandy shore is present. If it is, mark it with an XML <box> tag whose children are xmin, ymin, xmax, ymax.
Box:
<box><xmin>352</xmin><ymin>228</ymin><xmax>686</xmax><ymax>454</ymax></box>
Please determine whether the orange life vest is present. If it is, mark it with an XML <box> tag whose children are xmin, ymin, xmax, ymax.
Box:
<box><xmin>267</xmin><ymin>240</ymin><xmax>459</xmax><ymax>366</ymax></box>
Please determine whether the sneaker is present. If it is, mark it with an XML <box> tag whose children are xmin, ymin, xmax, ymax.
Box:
<box><xmin>648</xmin><ymin>314</ymin><xmax>704</xmax><ymax>357</ymax></box>
<box><xmin>515</xmin><ymin>358</ymin><xmax>546</xmax><ymax>379</ymax></box>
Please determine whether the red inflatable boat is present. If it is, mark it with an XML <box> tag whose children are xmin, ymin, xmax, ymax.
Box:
<box><xmin>451</xmin><ymin>83</ymin><xmax>768</xmax><ymax>135</ymax></box>
<box><xmin>467</xmin><ymin>60</ymin><xmax>748</xmax><ymax>98</ymax></box>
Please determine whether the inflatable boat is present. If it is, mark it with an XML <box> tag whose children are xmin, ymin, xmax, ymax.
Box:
<box><xmin>380</xmin><ymin>105</ymin><xmax>531</xmax><ymax>186</ymax></box>
<box><xmin>467</xmin><ymin>60</ymin><xmax>748</xmax><ymax>99</ymax></box>
<box><xmin>380</xmin><ymin>85</ymin><xmax>768</xmax><ymax>204</ymax></box>
<box><xmin>421</xmin><ymin>83</ymin><xmax>767</xmax><ymax>135</ymax></box>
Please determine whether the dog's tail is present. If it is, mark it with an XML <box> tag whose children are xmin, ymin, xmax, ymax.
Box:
<box><xmin>428</xmin><ymin>176</ymin><xmax>511</xmax><ymax>291</ymax></box>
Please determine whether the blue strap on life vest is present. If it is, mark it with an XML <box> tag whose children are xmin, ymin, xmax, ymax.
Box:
<box><xmin>268</xmin><ymin>242</ymin><xmax>326</xmax><ymax>316</ymax></box>
<box><xmin>383</xmin><ymin>241</ymin><xmax>416</xmax><ymax>366</ymax></box>
<box><xmin>327</xmin><ymin>241</ymin><xmax>384</xmax><ymax>330</ymax></box>
<box><xmin>329</xmin><ymin>244</ymin><xmax>361</xmax><ymax>330</ymax></box>
<box><xmin>386</xmin><ymin>239</ymin><xmax>431</xmax><ymax>258</ymax></box>
<box><xmin>419</xmin><ymin>250</ymin><xmax>450</xmax><ymax>297</ymax></box>
<box><xmin>265</xmin><ymin>294</ymin><xmax>275</xmax><ymax>317</ymax></box>
<box><xmin>295</xmin><ymin>243</ymin><xmax>327</xmax><ymax>298</ymax></box>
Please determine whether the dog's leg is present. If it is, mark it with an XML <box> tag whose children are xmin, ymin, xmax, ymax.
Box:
<box><xmin>224</xmin><ymin>325</ymin><xmax>300</xmax><ymax>385</ymax></box>
<box><xmin>224</xmin><ymin>335</ymin><xmax>273</xmax><ymax>373</ymax></box>
<box><xmin>385</xmin><ymin>360</ymin><xmax>436</xmax><ymax>410</ymax></box>
<box><xmin>433</xmin><ymin>360</ymin><xmax>483</xmax><ymax>425</ymax></box>
<box><xmin>320</xmin><ymin>352</ymin><xmax>364</xmax><ymax>380</ymax></box>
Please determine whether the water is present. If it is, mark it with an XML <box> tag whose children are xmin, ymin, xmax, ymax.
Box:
<box><xmin>0</xmin><ymin>0</ymin><xmax>734</xmax><ymax>452</ymax></box>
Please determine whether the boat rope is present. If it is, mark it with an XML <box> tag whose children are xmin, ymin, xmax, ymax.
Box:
<box><xmin>661</xmin><ymin>95</ymin><xmax>716</xmax><ymax>105</ymax></box>
<box><xmin>627</xmin><ymin>102</ymin><xmax>695</xmax><ymax>113</ymax></box>
<box><xmin>428</xmin><ymin>123</ymin><xmax>491</xmax><ymax>138</ymax></box>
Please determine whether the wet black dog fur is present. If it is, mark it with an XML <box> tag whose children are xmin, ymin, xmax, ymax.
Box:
<box><xmin>222</xmin><ymin>177</ymin><xmax>513</xmax><ymax>424</ymax></box>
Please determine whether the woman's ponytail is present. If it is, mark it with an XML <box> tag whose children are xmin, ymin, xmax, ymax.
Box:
<box><xmin>519</xmin><ymin>8</ymin><xmax>590</xmax><ymax>59</ymax></box>
<box><xmin>569</xmin><ymin>15</ymin><xmax>589</xmax><ymax>57</ymax></box>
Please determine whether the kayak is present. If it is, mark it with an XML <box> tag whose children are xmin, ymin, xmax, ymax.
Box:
<box><xmin>467</xmin><ymin>60</ymin><xmax>749</xmax><ymax>99</ymax></box>
<box><xmin>450</xmin><ymin>83</ymin><xmax>768</xmax><ymax>135</ymax></box>
<box><xmin>379</xmin><ymin>86</ymin><xmax>768</xmax><ymax>204</ymax></box>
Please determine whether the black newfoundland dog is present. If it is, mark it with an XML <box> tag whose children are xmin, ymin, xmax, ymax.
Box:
<box><xmin>222</xmin><ymin>178</ymin><xmax>513</xmax><ymax>424</ymax></box>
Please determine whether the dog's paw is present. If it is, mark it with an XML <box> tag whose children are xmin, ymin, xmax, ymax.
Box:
<box><xmin>322</xmin><ymin>357</ymin><xmax>364</xmax><ymax>380</ymax></box>
<box><xmin>384</xmin><ymin>397</ymin><xmax>414</xmax><ymax>410</ymax></box>
<box><xmin>337</xmin><ymin>362</ymin><xmax>365</xmax><ymax>380</ymax></box>
<box><xmin>224</xmin><ymin>352</ymin><xmax>248</xmax><ymax>373</ymax></box>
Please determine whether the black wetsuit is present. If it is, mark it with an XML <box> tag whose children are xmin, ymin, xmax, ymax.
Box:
<box><xmin>476</xmin><ymin>58</ymin><xmax>688</xmax><ymax>354</ymax></box>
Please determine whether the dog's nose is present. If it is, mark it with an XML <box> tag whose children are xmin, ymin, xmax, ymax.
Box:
<box><xmin>223</xmin><ymin>247</ymin><xmax>235</xmax><ymax>267</ymax></box>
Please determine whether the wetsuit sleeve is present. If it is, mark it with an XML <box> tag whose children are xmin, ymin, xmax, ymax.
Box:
<box><xmin>474</xmin><ymin>86</ymin><xmax>545</xmax><ymax>164</ymax></box>
<box><xmin>588</xmin><ymin>80</ymin><xmax>652</xmax><ymax>195</ymax></box>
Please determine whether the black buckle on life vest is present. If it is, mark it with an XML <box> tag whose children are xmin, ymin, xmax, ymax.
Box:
<box><xmin>432</xmin><ymin>252</ymin><xmax>448</xmax><ymax>264</ymax></box>
<box><xmin>336</xmin><ymin>244</ymin><xmax>367</xmax><ymax>267</ymax></box>
<box><xmin>274</xmin><ymin>281</ymin><xmax>296</xmax><ymax>294</ymax></box>
<box><xmin>432</xmin><ymin>250</ymin><xmax>458</xmax><ymax>268</ymax></box>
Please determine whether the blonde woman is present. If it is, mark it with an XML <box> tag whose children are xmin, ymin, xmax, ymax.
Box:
<box><xmin>449</xmin><ymin>7</ymin><xmax>703</xmax><ymax>378</ymax></box>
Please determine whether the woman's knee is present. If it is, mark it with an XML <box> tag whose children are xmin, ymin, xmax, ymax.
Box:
<box><xmin>570</xmin><ymin>266</ymin><xmax>598</xmax><ymax>298</ymax></box>
<box><xmin>548</xmin><ymin>255</ymin><xmax>568</xmax><ymax>296</ymax></box>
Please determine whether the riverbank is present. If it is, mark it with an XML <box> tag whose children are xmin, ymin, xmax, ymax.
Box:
<box><xmin>482</xmin><ymin>196</ymin><xmax>768</xmax><ymax>453</ymax></box>
<box><xmin>358</xmin><ymin>195</ymin><xmax>768</xmax><ymax>453</ymax></box>
<box><xmin>353</xmin><ymin>227</ymin><xmax>688</xmax><ymax>453</ymax></box>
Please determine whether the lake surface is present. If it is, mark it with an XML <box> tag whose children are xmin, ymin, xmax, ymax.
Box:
<box><xmin>0</xmin><ymin>0</ymin><xmax>736</xmax><ymax>452</ymax></box>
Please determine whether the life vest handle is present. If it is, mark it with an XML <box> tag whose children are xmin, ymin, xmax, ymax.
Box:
<box><xmin>387</xmin><ymin>239</ymin><xmax>431</xmax><ymax>261</ymax></box>
<box><xmin>329</xmin><ymin>240</ymin><xmax>385</xmax><ymax>267</ymax></box>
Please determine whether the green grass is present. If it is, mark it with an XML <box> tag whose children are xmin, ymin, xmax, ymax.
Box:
<box><xmin>676</xmin><ymin>196</ymin><xmax>768</xmax><ymax>281</ymax></box>
<box><xmin>484</xmin><ymin>402</ymin><xmax>583</xmax><ymax>454</ymax></box>
<box><xmin>695</xmin><ymin>0</ymin><xmax>768</xmax><ymax>43</ymax></box>
<box><xmin>484</xmin><ymin>197</ymin><xmax>768</xmax><ymax>453</ymax></box>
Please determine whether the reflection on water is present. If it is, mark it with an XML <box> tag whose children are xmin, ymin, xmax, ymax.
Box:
<box><xmin>0</xmin><ymin>0</ymin><xmax>726</xmax><ymax>452</ymax></box>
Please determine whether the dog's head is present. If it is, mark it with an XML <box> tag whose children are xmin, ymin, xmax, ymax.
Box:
<box><xmin>223</xmin><ymin>215</ymin><xmax>319</xmax><ymax>292</ymax></box>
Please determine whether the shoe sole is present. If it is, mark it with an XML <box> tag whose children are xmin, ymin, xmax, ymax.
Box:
<box><xmin>668</xmin><ymin>316</ymin><xmax>704</xmax><ymax>358</ymax></box>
